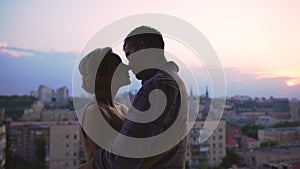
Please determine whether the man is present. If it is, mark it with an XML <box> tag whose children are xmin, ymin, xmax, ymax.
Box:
<box><xmin>92</xmin><ymin>26</ymin><xmax>188</xmax><ymax>169</ymax></box>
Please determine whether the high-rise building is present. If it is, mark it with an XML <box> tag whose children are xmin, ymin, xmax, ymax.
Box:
<box><xmin>9</xmin><ymin>121</ymin><xmax>50</xmax><ymax>162</ymax></box>
<box><xmin>0</xmin><ymin>109</ymin><xmax>5</xmax><ymax>125</ymax></box>
<box><xmin>290</xmin><ymin>100</ymin><xmax>300</xmax><ymax>122</ymax></box>
<box><xmin>188</xmin><ymin>119</ymin><xmax>226</xmax><ymax>168</ymax></box>
<box><xmin>56</xmin><ymin>86</ymin><xmax>69</xmax><ymax>107</ymax></box>
<box><xmin>0</xmin><ymin>110</ymin><xmax>6</xmax><ymax>169</ymax></box>
<box><xmin>38</xmin><ymin>85</ymin><xmax>55</xmax><ymax>107</ymax></box>
<box><xmin>273</xmin><ymin>98</ymin><xmax>290</xmax><ymax>113</ymax></box>
<box><xmin>49</xmin><ymin>123</ymin><xmax>81</xmax><ymax>169</ymax></box>
<box><xmin>8</xmin><ymin>121</ymin><xmax>84</xmax><ymax>168</ymax></box>
<box><xmin>33</xmin><ymin>85</ymin><xmax>71</xmax><ymax>108</ymax></box>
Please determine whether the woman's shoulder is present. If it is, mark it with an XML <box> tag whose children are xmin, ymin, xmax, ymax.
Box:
<box><xmin>83</xmin><ymin>101</ymin><xmax>128</xmax><ymax>114</ymax></box>
<box><xmin>114</xmin><ymin>102</ymin><xmax>128</xmax><ymax>114</ymax></box>
<box><xmin>83</xmin><ymin>101</ymin><xmax>99</xmax><ymax>113</ymax></box>
<box><xmin>81</xmin><ymin>101</ymin><xmax>100</xmax><ymax>124</ymax></box>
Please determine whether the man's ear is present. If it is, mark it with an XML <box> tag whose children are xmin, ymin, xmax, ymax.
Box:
<box><xmin>137</xmin><ymin>39</ymin><xmax>146</xmax><ymax>49</ymax></box>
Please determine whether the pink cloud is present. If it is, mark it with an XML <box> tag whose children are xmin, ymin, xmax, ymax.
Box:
<box><xmin>0</xmin><ymin>42</ymin><xmax>34</xmax><ymax>58</ymax></box>
<box><xmin>0</xmin><ymin>42</ymin><xmax>7</xmax><ymax>48</ymax></box>
<box><xmin>0</xmin><ymin>48</ymin><xmax>34</xmax><ymax>58</ymax></box>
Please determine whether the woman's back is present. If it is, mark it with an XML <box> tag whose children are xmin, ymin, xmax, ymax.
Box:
<box><xmin>80</xmin><ymin>101</ymin><xmax>128</xmax><ymax>161</ymax></box>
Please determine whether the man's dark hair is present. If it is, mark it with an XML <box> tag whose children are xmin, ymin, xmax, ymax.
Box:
<box><xmin>124</xmin><ymin>26</ymin><xmax>165</xmax><ymax>49</ymax></box>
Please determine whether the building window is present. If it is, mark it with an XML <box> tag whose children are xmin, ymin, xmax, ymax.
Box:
<box><xmin>219</xmin><ymin>128</ymin><xmax>223</xmax><ymax>132</ymax></box>
<box><xmin>213</xmin><ymin>136</ymin><xmax>215</xmax><ymax>140</ymax></box>
<box><xmin>212</xmin><ymin>143</ymin><xmax>215</xmax><ymax>148</ymax></box>
<box><xmin>73</xmin><ymin>161</ymin><xmax>77</xmax><ymax>166</ymax></box>
<box><xmin>73</xmin><ymin>152</ymin><xmax>77</xmax><ymax>156</ymax></box>
<box><xmin>219</xmin><ymin>143</ymin><xmax>223</xmax><ymax>148</ymax></box>
<box><xmin>219</xmin><ymin>135</ymin><xmax>223</xmax><ymax>140</ymax></box>
<box><xmin>66</xmin><ymin>134</ymin><xmax>69</xmax><ymax>139</ymax></box>
<box><xmin>66</xmin><ymin>144</ymin><xmax>69</xmax><ymax>148</ymax></box>
<box><xmin>74</xmin><ymin>134</ymin><xmax>77</xmax><ymax>140</ymax></box>
<box><xmin>66</xmin><ymin>152</ymin><xmax>69</xmax><ymax>157</ymax></box>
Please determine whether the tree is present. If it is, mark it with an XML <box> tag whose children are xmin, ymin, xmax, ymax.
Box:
<box><xmin>260</xmin><ymin>141</ymin><xmax>278</xmax><ymax>147</ymax></box>
<box><xmin>273</xmin><ymin>121</ymin><xmax>300</xmax><ymax>128</ymax></box>
<box><xmin>241</xmin><ymin>125</ymin><xmax>264</xmax><ymax>139</ymax></box>
<box><xmin>0</xmin><ymin>95</ymin><xmax>36</xmax><ymax>120</ymax></box>
<box><xmin>197</xmin><ymin>161</ymin><xmax>208</xmax><ymax>169</ymax></box>
<box><xmin>36</xmin><ymin>136</ymin><xmax>46</xmax><ymax>162</ymax></box>
<box><xmin>6</xmin><ymin>135</ymin><xmax>46</xmax><ymax>169</ymax></box>
<box><xmin>218</xmin><ymin>149</ymin><xmax>243</xmax><ymax>169</ymax></box>
<box><xmin>185</xmin><ymin>161</ymin><xmax>190</xmax><ymax>169</ymax></box>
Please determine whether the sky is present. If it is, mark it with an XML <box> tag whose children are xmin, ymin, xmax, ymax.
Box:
<box><xmin>1</xmin><ymin>0</ymin><xmax>300</xmax><ymax>99</ymax></box>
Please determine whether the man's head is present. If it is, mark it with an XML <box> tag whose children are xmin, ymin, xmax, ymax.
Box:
<box><xmin>123</xmin><ymin>26</ymin><xmax>166</xmax><ymax>80</ymax></box>
<box><xmin>123</xmin><ymin>26</ymin><xmax>164</xmax><ymax>56</ymax></box>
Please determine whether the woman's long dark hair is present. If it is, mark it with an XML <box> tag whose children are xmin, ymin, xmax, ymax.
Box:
<box><xmin>95</xmin><ymin>50</ymin><xmax>125</xmax><ymax>130</ymax></box>
<box><xmin>94</xmin><ymin>50</ymin><xmax>122</xmax><ymax>108</ymax></box>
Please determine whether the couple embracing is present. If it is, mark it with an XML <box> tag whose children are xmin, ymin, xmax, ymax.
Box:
<box><xmin>79</xmin><ymin>26</ymin><xmax>188</xmax><ymax>169</ymax></box>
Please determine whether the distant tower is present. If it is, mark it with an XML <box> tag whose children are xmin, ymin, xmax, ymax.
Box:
<box><xmin>198</xmin><ymin>86</ymin><xmax>211</xmax><ymax>120</ymax></box>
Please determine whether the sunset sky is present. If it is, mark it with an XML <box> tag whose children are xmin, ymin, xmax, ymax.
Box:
<box><xmin>1</xmin><ymin>0</ymin><xmax>299</xmax><ymax>98</ymax></box>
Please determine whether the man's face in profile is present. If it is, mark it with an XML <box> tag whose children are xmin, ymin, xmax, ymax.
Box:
<box><xmin>124</xmin><ymin>39</ymin><xmax>160</xmax><ymax>80</ymax></box>
<box><xmin>124</xmin><ymin>40</ymin><xmax>142</xmax><ymax>76</ymax></box>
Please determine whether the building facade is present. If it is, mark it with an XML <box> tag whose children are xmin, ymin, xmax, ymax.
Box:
<box><xmin>273</xmin><ymin>98</ymin><xmax>290</xmax><ymax>113</ymax></box>
<box><xmin>38</xmin><ymin>85</ymin><xmax>55</xmax><ymax>107</ymax></box>
<box><xmin>56</xmin><ymin>86</ymin><xmax>69</xmax><ymax>107</ymax></box>
<box><xmin>9</xmin><ymin>121</ymin><xmax>49</xmax><ymax>162</ymax></box>
<box><xmin>188</xmin><ymin>119</ymin><xmax>226</xmax><ymax>168</ymax></box>
<box><xmin>0</xmin><ymin>121</ymin><xmax>5</xmax><ymax>169</ymax></box>
<box><xmin>258</xmin><ymin>127</ymin><xmax>300</xmax><ymax>144</ymax></box>
<box><xmin>8</xmin><ymin>121</ymin><xmax>84</xmax><ymax>168</ymax></box>
<box><xmin>290</xmin><ymin>100</ymin><xmax>300</xmax><ymax>122</ymax></box>
<box><xmin>49</xmin><ymin>124</ymin><xmax>82</xmax><ymax>169</ymax></box>
<box><xmin>237</xmin><ymin>144</ymin><xmax>300</xmax><ymax>168</ymax></box>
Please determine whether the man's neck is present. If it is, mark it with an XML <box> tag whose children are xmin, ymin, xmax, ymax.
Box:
<box><xmin>139</xmin><ymin>69</ymin><xmax>159</xmax><ymax>85</ymax></box>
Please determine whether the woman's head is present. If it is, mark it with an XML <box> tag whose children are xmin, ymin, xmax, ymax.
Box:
<box><xmin>79</xmin><ymin>47</ymin><xmax>130</xmax><ymax>105</ymax></box>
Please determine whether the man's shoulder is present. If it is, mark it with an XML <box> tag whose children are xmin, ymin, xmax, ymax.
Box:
<box><xmin>143</xmin><ymin>70</ymin><xmax>179</xmax><ymax>86</ymax></box>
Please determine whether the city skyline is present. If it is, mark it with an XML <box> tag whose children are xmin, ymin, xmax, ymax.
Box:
<box><xmin>8</xmin><ymin>83</ymin><xmax>300</xmax><ymax>100</ymax></box>
<box><xmin>1</xmin><ymin>0</ymin><xmax>300</xmax><ymax>99</ymax></box>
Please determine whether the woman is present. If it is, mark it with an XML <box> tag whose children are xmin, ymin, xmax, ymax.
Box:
<box><xmin>78</xmin><ymin>47</ymin><xmax>130</xmax><ymax>168</ymax></box>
